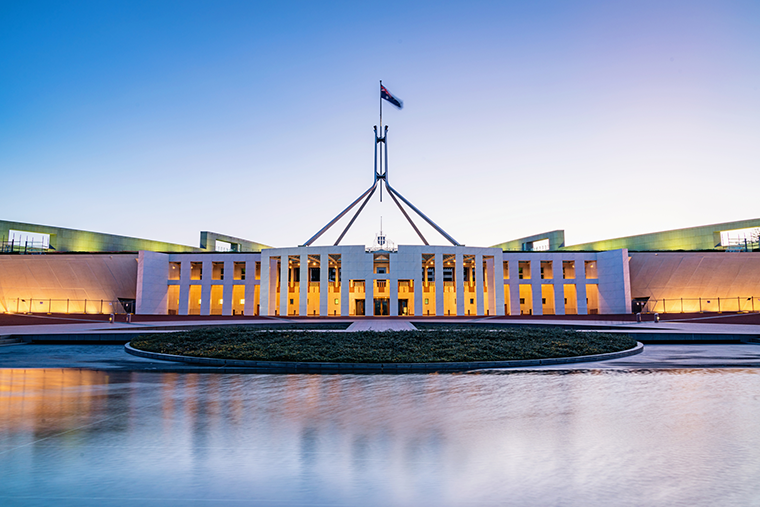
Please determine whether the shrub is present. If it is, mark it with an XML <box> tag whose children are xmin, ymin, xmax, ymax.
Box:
<box><xmin>130</xmin><ymin>327</ymin><xmax>637</xmax><ymax>363</ymax></box>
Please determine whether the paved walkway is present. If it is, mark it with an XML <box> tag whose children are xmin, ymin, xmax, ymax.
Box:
<box><xmin>0</xmin><ymin>342</ymin><xmax>759</xmax><ymax>372</ymax></box>
<box><xmin>3</xmin><ymin>315</ymin><xmax>760</xmax><ymax>338</ymax></box>
<box><xmin>347</xmin><ymin>320</ymin><xmax>417</xmax><ymax>331</ymax></box>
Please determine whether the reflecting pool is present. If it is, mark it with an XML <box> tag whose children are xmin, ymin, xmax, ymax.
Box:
<box><xmin>2</xmin><ymin>369</ymin><xmax>760</xmax><ymax>506</ymax></box>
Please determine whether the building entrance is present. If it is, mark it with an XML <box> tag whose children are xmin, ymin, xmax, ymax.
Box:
<box><xmin>355</xmin><ymin>299</ymin><xmax>365</xmax><ymax>316</ymax></box>
<box><xmin>398</xmin><ymin>298</ymin><xmax>408</xmax><ymax>316</ymax></box>
<box><xmin>374</xmin><ymin>298</ymin><xmax>389</xmax><ymax>316</ymax></box>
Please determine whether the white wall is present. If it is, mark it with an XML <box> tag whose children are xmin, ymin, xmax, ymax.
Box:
<box><xmin>0</xmin><ymin>253</ymin><xmax>137</xmax><ymax>313</ymax></box>
<box><xmin>136</xmin><ymin>251</ymin><xmax>170</xmax><ymax>315</ymax></box>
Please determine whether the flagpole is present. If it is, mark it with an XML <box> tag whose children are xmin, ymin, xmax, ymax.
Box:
<box><xmin>379</xmin><ymin>80</ymin><xmax>383</xmax><ymax>201</ymax></box>
<box><xmin>379</xmin><ymin>80</ymin><xmax>383</xmax><ymax>134</ymax></box>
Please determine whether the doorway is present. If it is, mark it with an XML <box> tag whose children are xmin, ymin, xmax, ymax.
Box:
<box><xmin>355</xmin><ymin>299</ymin><xmax>365</xmax><ymax>316</ymax></box>
<box><xmin>374</xmin><ymin>298</ymin><xmax>389</xmax><ymax>316</ymax></box>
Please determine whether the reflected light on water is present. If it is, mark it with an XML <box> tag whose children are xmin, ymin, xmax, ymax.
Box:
<box><xmin>1</xmin><ymin>369</ymin><xmax>760</xmax><ymax>506</ymax></box>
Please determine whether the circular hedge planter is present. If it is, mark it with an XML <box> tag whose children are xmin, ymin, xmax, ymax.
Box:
<box><xmin>125</xmin><ymin>327</ymin><xmax>643</xmax><ymax>373</ymax></box>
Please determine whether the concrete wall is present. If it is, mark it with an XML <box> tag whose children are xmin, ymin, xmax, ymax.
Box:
<box><xmin>199</xmin><ymin>232</ymin><xmax>269</xmax><ymax>253</ymax></box>
<box><xmin>491</xmin><ymin>230</ymin><xmax>565</xmax><ymax>251</ymax></box>
<box><xmin>0</xmin><ymin>220</ymin><xmax>270</xmax><ymax>253</ymax></box>
<box><xmin>501</xmin><ymin>250</ymin><xmax>628</xmax><ymax>315</ymax></box>
<box><xmin>135</xmin><ymin>252</ymin><xmax>262</xmax><ymax>316</ymax></box>
<box><xmin>596</xmin><ymin>249</ymin><xmax>631</xmax><ymax>314</ymax></box>
<box><xmin>261</xmin><ymin>245</ymin><xmax>505</xmax><ymax>317</ymax></box>
<box><xmin>492</xmin><ymin>219</ymin><xmax>760</xmax><ymax>253</ymax></box>
<box><xmin>0</xmin><ymin>253</ymin><xmax>137</xmax><ymax>313</ymax></box>
<box><xmin>563</xmin><ymin>218</ymin><xmax>760</xmax><ymax>252</ymax></box>
<box><xmin>629</xmin><ymin>251</ymin><xmax>760</xmax><ymax>312</ymax></box>
<box><xmin>136</xmin><ymin>251</ymin><xmax>170</xmax><ymax>314</ymax></box>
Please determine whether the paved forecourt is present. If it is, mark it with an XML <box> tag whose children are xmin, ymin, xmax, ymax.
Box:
<box><xmin>2</xmin><ymin>342</ymin><xmax>760</xmax><ymax>372</ymax></box>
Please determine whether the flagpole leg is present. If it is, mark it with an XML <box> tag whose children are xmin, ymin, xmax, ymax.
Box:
<box><xmin>379</xmin><ymin>80</ymin><xmax>383</xmax><ymax>134</ymax></box>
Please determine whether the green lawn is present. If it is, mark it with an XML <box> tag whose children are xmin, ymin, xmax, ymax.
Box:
<box><xmin>130</xmin><ymin>327</ymin><xmax>637</xmax><ymax>363</ymax></box>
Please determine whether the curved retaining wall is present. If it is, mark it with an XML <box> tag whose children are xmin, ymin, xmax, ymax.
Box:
<box><xmin>124</xmin><ymin>342</ymin><xmax>644</xmax><ymax>373</ymax></box>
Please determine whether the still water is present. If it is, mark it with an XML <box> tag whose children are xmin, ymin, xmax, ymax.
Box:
<box><xmin>2</xmin><ymin>369</ymin><xmax>760</xmax><ymax>507</ymax></box>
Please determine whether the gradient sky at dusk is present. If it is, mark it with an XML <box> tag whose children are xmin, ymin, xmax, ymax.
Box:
<box><xmin>2</xmin><ymin>1</ymin><xmax>759</xmax><ymax>248</ymax></box>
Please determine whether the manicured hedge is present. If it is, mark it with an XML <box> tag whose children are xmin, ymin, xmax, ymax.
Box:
<box><xmin>130</xmin><ymin>327</ymin><xmax>637</xmax><ymax>363</ymax></box>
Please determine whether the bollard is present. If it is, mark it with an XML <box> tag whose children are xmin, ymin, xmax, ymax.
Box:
<box><xmin>636</xmin><ymin>312</ymin><xmax>642</xmax><ymax>323</ymax></box>
<box><xmin>654</xmin><ymin>313</ymin><xmax>660</xmax><ymax>323</ymax></box>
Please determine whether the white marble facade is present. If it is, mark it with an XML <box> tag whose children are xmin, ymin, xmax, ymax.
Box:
<box><xmin>135</xmin><ymin>246</ymin><xmax>631</xmax><ymax>316</ymax></box>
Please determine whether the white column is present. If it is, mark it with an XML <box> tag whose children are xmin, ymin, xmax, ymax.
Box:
<box><xmin>414</xmin><ymin>255</ymin><xmax>423</xmax><ymax>316</ymax></box>
<box><xmin>178</xmin><ymin>260</ymin><xmax>190</xmax><ymax>315</ymax></box>
<box><xmin>320</xmin><ymin>252</ymin><xmax>329</xmax><ymax>316</ymax></box>
<box><xmin>222</xmin><ymin>260</ymin><xmax>233</xmax><ymax>316</ymax></box>
<box><xmin>456</xmin><ymin>251</ymin><xmax>464</xmax><ymax>316</ymax></box>
<box><xmin>266</xmin><ymin>257</ymin><xmax>278</xmax><ymax>316</ymax></box>
<box><xmin>554</xmin><ymin>278</ymin><xmax>566</xmax><ymax>316</ymax></box>
<box><xmin>476</xmin><ymin>253</ymin><xmax>485</xmax><ymax>316</ymax></box>
<box><xmin>199</xmin><ymin>260</ymin><xmax>211</xmax><ymax>316</ymax></box>
<box><xmin>531</xmin><ymin>260</ymin><xmax>542</xmax><ymax>316</ymax></box>
<box><xmin>245</xmin><ymin>279</ymin><xmax>256</xmax><ymax>316</ymax></box>
<box><xmin>300</xmin><ymin>253</ymin><xmax>308</xmax><ymax>316</ymax></box>
<box><xmin>488</xmin><ymin>256</ymin><xmax>503</xmax><ymax>316</ymax></box>
<box><xmin>365</xmin><ymin>277</ymin><xmax>374</xmax><ymax>316</ymax></box>
<box><xmin>435</xmin><ymin>252</ymin><xmax>444</xmax><ymax>316</ymax></box>
<box><xmin>509</xmin><ymin>258</ymin><xmax>520</xmax><ymax>315</ymax></box>
<box><xmin>341</xmin><ymin>272</ymin><xmax>349</xmax><ymax>317</ymax></box>
<box><xmin>259</xmin><ymin>255</ymin><xmax>270</xmax><ymax>316</ymax></box>
<box><xmin>576</xmin><ymin>259</ymin><xmax>588</xmax><ymax>314</ymax></box>
<box><xmin>390</xmin><ymin>278</ymin><xmax>398</xmax><ymax>316</ymax></box>
<box><xmin>279</xmin><ymin>257</ymin><xmax>289</xmax><ymax>317</ymax></box>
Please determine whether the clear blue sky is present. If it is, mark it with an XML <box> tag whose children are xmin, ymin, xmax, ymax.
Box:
<box><xmin>2</xmin><ymin>0</ymin><xmax>758</xmax><ymax>248</ymax></box>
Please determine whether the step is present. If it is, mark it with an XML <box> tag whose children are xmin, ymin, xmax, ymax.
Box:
<box><xmin>0</xmin><ymin>336</ymin><xmax>23</xmax><ymax>346</ymax></box>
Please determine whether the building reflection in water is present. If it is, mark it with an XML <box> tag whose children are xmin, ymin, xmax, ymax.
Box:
<box><xmin>1</xmin><ymin>368</ymin><xmax>760</xmax><ymax>506</ymax></box>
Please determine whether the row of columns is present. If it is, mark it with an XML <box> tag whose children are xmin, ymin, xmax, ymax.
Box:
<box><xmin>505</xmin><ymin>259</ymin><xmax>593</xmax><ymax>316</ymax></box>
<box><xmin>260</xmin><ymin>251</ymin><xmax>501</xmax><ymax>317</ymax></box>
<box><xmin>170</xmin><ymin>258</ymin><xmax>260</xmax><ymax>316</ymax></box>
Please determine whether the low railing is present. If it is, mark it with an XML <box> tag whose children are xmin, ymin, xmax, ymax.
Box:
<box><xmin>641</xmin><ymin>297</ymin><xmax>760</xmax><ymax>314</ymax></box>
<box><xmin>0</xmin><ymin>240</ymin><xmax>52</xmax><ymax>254</ymax></box>
<box><xmin>5</xmin><ymin>298</ymin><xmax>133</xmax><ymax>315</ymax></box>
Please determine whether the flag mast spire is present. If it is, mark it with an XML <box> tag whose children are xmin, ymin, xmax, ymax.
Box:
<box><xmin>379</xmin><ymin>80</ymin><xmax>383</xmax><ymax>133</ymax></box>
<box><xmin>379</xmin><ymin>80</ymin><xmax>383</xmax><ymax>201</ymax></box>
<box><xmin>302</xmin><ymin>82</ymin><xmax>462</xmax><ymax>247</ymax></box>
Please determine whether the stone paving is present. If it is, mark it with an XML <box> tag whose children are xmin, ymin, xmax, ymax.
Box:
<box><xmin>1</xmin><ymin>313</ymin><xmax>760</xmax><ymax>372</ymax></box>
<box><xmin>347</xmin><ymin>320</ymin><xmax>418</xmax><ymax>331</ymax></box>
<box><xmin>3</xmin><ymin>314</ymin><xmax>760</xmax><ymax>339</ymax></box>
<box><xmin>1</xmin><ymin>342</ymin><xmax>759</xmax><ymax>372</ymax></box>
<box><xmin>527</xmin><ymin>343</ymin><xmax>760</xmax><ymax>370</ymax></box>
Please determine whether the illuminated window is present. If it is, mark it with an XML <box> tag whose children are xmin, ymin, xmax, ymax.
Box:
<box><xmin>212</xmin><ymin>262</ymin><xmax>224</xmax><ymax>280</ymax></box>
<box><xmin>8</xmin><ymin>230</ymin><xmax>50</xmax><ymax>249</ymax></box>
<box><xmin>215</xmin><ymin>240</ymin><xmax>232</xmax><ymax>252</ymax></box>
<box><xmin>720</xmin><ymin>227</ymin><xmax>760</xmax><ymax>249</ymax></box>
<box><xmin>234</xmin><ymin>262</ymin><xmax>246</xmax><ymax>280</ymax></box>
<box><xmin>191</xmin><ymin>262</ymin><xmax>203</xmax><ymax>280</ymax></box>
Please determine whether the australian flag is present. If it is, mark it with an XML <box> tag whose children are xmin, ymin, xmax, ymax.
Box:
<box><xmin>381</xmin><ymin>85</ymin><xmax>403</xmax><ymax>109</ymax></box>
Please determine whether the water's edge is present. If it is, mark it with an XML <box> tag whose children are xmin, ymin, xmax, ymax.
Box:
<box><xmin>124</xmin><ymin>341</ymin><xmax>644</xmax><ymax>373</ymax></box>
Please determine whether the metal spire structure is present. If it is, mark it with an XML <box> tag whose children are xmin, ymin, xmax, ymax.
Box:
<box><xmin>303</xmin><ymin>82</ymin><xmax>462</xmax><ymax>247</ymax></box>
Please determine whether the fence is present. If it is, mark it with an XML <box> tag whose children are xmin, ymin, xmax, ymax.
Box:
<box><xmin>6</xmin><ymin>298</ymin><xmax>134</xmax><ymax>315</ymax></box>
<box><xmin>0</xmin><ymin>240</ymin><xmax>52</xmax><ymax>254</ymax></box>
<box><xmin>641</xmin><ymin>297</ymin><xmax>760</xmax><ymax>314</ymax></box>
